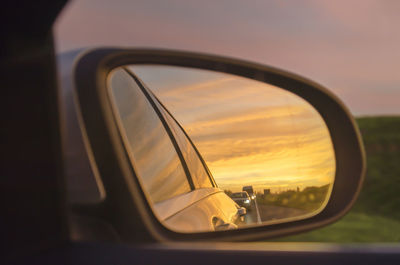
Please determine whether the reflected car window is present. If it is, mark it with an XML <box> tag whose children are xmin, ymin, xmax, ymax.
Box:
<box><xmin>147</xmin><ymin>91</ymin><xmax>214</xmax><ymax>189</ymax></box>
<box><xmin>109</xmin><ymin>69</ymin><xmax>191</xmax><ymax>203</ymax></box>
<box><xmin>231</xmin><ymin>192</ymin><xmax>248</xmax><ymax>198</ymax></box>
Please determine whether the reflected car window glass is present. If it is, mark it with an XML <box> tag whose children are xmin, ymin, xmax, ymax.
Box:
<box><xmin>147</xmin><ymin>90</ymin><xmax>214</xmax><ymax>189</ymax></box>
<box><xmin>108</xmin><ymin>69</ymin><xmax>191</xmax><ymax>203</ymax></box>
<box><xmin>231</xmin><ymin>192</ymin><xmax>248</xmax><ymax>198</ymax></box>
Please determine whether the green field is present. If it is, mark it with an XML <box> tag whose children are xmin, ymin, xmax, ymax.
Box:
<box><xmin>273</xmin><ymin>116</ymin><xmax>400</xmax><ymax>242</ymax></box>
<box><xmin>256</xmin><ymin>184</ymin><xmax>330</xmax><ymax>212</ymax></box>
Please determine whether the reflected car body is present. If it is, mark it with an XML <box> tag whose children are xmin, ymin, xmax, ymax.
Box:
<box><xmin>59</xmin><ymin>52</ymin><xmax>243</xmax><ymax>232</ymax></box>
<box><xmin>155</xmin><ymin>188</ymin><xmax>243</xmax><ymax>232</ymax></box>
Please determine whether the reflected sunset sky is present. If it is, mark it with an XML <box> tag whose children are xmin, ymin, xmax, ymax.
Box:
<box><xmin>129</xmin><ymin>65</ymin><xmax>335</xmax><ymax>193</ymax></box>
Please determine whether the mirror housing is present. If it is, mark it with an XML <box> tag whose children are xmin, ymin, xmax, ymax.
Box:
<box><xmin>62</xmin><ymin>48</ymin><xmax>365</xmax><ymax>242</ymax></box>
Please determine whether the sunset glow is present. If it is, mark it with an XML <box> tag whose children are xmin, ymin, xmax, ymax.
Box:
<box><xmin>129</xmin><ymin>65</ymin><xmax>336</xmax><ymax>194</ymax></box>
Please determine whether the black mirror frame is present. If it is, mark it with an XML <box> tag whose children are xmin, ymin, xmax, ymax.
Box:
<box><xmin>72</xmin><ymin>48</ymin><xmax>365</xmax><ymax>242</ymax></box>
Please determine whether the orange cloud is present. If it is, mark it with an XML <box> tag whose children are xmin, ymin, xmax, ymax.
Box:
<box><xmin>130</xmin><ymin>65</ymin><xmax>336</xmax><ymax>194</ymax></box>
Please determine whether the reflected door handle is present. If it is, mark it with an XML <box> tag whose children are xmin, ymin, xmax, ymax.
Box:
<box><xmin>213</xmin><ymin>218</ymin><xmax>238</xmax><ymax>231</ymax></box>
<box><xmin>237</xmin><ymin>207</ymin><xmax>247</xmax><ymax>216</ymax></box>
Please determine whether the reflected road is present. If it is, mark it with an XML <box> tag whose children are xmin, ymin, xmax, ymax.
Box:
<box><xmin>241</xmin><ymin>200</ymin><xmax>307</xmax><ymax>226</ymax></box>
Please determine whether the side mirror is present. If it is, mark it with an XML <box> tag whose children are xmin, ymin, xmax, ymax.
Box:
<box><xmin>63</xmin><ymin>48</ymin><xmax>365</xmax><ymax>242</ymax></box>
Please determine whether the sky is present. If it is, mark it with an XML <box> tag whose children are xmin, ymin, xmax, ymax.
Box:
<box><xmin>129</xmin><ymin>65</ymin><xmax>336</xmax><ymax>194</ymax></box>
<box><xmin>55</xmin><ymin>0</ymin><xmax>400</xmax><ymax>116</ymax></box>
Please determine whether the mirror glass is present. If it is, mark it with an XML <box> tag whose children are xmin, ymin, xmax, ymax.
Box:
<box><xmin>107</xmin><ymin>65</ymin><xmax>336</xmax><ymax>233</ymax></box>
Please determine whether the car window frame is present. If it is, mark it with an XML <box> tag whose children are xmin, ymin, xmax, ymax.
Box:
<box><xmin>109</xmin><ymin>68</ymin><xmax>196</xmax><ymax>203</ymax></box>
<box><xmin>124</xmin><ymin>68</ymin><xmax>217</xmax><ymax>189</ymax></box>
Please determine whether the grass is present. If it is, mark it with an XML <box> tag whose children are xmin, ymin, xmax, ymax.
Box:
<box><xmin>351</xmin><ymin>117</ymin><xmax>400</xmax><ymax>220</ymax></box>
<box><xmin>272</xmin><ymin>116</ymin><xmax>400</xmax><ymax>242</ymax></box>
<box><xmin>275</xmin><ymin>212</ymin><xmax>400</xmax><ymax>242</ymax></box>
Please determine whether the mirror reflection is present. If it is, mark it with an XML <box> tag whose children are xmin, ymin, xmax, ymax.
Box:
<box><xmin>107</xmin><ymin>65</ymin><xmax>336</xmax><ymax>233</ymax></box>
